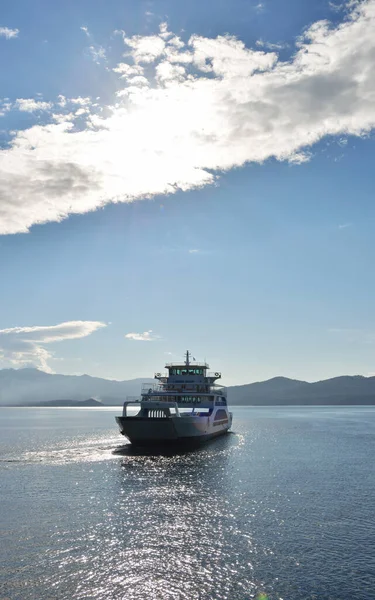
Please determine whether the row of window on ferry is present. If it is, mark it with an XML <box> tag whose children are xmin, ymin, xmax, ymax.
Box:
<box><xmin>178</xmin><ymin>396</ymin><xmax>227</xmax><ymax>404</ymax></box>
<box><xmin>169</xmin><ymin>368</ymin><xmax>205</xmax><ymax>376</ymax></box>
<box><xmin>148</xmin><ymin>396</ymin><xmax>212</xmax><ymax>403</ymax></box>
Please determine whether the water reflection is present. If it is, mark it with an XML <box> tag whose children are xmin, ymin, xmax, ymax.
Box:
<box><xmin>4</xmin><ymin>408</ymin><xmax>373</xmax><ymax>599</ymax></box>
<box><xmin>107</xmin><ymin>432</ymin><xmax>261</xmax><ymax>600</ymax></box>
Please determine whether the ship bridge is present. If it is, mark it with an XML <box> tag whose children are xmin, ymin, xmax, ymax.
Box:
<box><xmin>125</xmin><ymin>350</ymin><xmax>227</xmax><ymax>410</ymax></box>
<box><xmin>155</xmin><ymin>351</ymin><xmax>221</xmax><ymax>385</ymax></box>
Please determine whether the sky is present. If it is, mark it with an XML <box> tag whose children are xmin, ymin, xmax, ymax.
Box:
<box><xmin>1</xmin><ymin>0</ymin><xmax>375</xmax><ymax>385</ymax></box>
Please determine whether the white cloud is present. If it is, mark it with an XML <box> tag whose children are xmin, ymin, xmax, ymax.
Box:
<box><xmin>189</xmin><ymin>34</ymin><xmax>277</xmax><ymax>75</ymax></box>
<box><xmin>124</xmin><ymin>34</ymin><xmax>166</xmax><ymax>63</ymax></box>
<box><xmin>256</xmin><ymin>39</ymin><xmax>289</xmax><ymax>50</ymax></box>
<box><xmin>188</xmin><ymin>248</ymin><xmax>200</xmax><ymax>254</ymax></box>
<box><xmin>115</xmin><ymin>75</ymin><xmax>149</xmax><ymax>90</ymax></box>
<box><xmin>125</xmin><ymin>330</ymin><xmax>160</xmax><ymax>341</ymax></box>
<box><xmin>0</xmin><ymin>321</ymin><xmax>106</xmax><ymax>372</ymax></box>
<box><xmin>52</xmin><ymin>112</ymin><xmax>75</xmax><ymax>124</ymax></box>
<box><xmin>0</xmin><ymin>26</ymin><xmax>19</xmax><ymax>39</ymax></box>
<box><xmin>329</xmin><ymin>1</ymin><xmax>345</xmax><ymax>11</ymax></box>
<box><xmin>88</xmin><ymin>45</ymin><xmax>106</xmax><ymax>64</ymax></box>
<box><xmin>338</xmin><ymin>222</ymin><xmax>352</xmax><ymax>228</ymax></box>
<box><xmin>70</xmin><ymin>96</ymin><xmax>92</xmax><ymax>106</ymax></box>
<box><xmin>0</xmin><ymin>100</ymin><xmax>11</xmax><ymax>117</ymax></box>
<box><xmin>159</xmin><ymin>22</ymin><xmax>173</xmax><ymax>40</ymax></box>
<box><xmin>15</xmin><ymin>98</ymin><xmax>52</xmax><ymax>112</ymax></box>
<box><xmin>113</xmin><ymin>63</ymin><xmax>144</xmax><ymax>79</ymax></box>
<box><xmin>156</xmin><ymin>61</ymin><xmax>186</xmax><ymax>82</ymax></box>
<box><xmin>253</xmin><ymin>3</ymin><xmax>265</xmax><ymax>12</ymax></box>
<box><xmin>2</xmin><ymin>3</ymin><xmax>375</xmax><ymax>234</ymax></box>
<box><xmin>79</xmin><ymin>26</ymin><xmax>106</xmax><ymax>64</ymax></box>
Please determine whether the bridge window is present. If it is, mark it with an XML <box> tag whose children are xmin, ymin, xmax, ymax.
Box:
<box><xmin>169</xmin><ymin>368</ymin><xmax>204</xmax><ymax>376</ymax></box>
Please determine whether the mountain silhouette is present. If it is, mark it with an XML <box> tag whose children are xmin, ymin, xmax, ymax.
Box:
<box><xmin>1</xmin><ymin>369</ymin><xmax>375</xmax><ymax>406</ymax></box>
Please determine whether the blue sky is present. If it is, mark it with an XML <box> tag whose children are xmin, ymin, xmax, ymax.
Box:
<box><xmin>1</xmin><ymin>0</ymin><xmax>375</xmax><ymax>385</ymax></box>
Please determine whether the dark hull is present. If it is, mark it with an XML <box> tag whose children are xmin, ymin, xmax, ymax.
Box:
<box><xmin>115</xmin><ymin>415</ymin><xmax>230</xmax><ymax>448</ymax></box>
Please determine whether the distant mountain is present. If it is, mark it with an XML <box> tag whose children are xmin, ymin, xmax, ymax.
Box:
<box><xmin>0</xmin><ymin>368</ymin><xmax>154</xmax><ymax>406</ymax></box>
<box><xmin>1</xmin><ymin>368</ymin><xmax>375</xmax><ymax>406</ymax></box>
<box><xmin>15</xmin><ymin>398</ymin><xmax>104</xmax><ymax>407</ymax></box>
<box><xmin>229</xmin><ymin>375</ymin><xmax>375</xmax><ymax>405</ymax></box>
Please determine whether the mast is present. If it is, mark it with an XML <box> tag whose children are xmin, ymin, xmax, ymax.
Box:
<box><xmin>185</xmin><ymin>350</ymin><xmax>190</xmax><ymax>366</ymax></box>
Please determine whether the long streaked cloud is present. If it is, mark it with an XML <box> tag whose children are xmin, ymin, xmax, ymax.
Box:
<box><xmin>0</xmin><ymin>321</ymin><xmax>106</xmax><ymax>372</ymax></box>
<box><xmin>0</xmin><ymin>26</ymin><xmax>19</xmax><ymax>39</ymax></box>
<box><xmin>125</xmin><ymin>330</ymin><xmax>160</xmax><ymax>341</ymax></box>
<box><xmin>1</xmin><ymin>1</ymin><xmax>375</xmax><ymax>234</ymax></box>
<box><xmin>255</xmin><ymin>39</ymin><xmax>289</xmax><ymax>50</ymax></box>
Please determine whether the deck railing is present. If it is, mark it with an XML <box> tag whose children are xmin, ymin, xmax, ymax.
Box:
<box><xmin>142</xmin><ymin>384</ymin><xmax>169</xmax><ymax>394</ymax></box>
<box><xmin>210</xmin><ymin>385</ymin><xmax>227</xmax><ymax>396</ymax></box>
<box><xmin>165</xmin><ymin>361</ymin><xmax>209</xmax><ymax>368</ymax></box>
<box><xmin>125</xmin><ymin>396</ymin><xmax>141</xmax><ymax>403</ymax></box>
<box><xmin>141</xmin><ymin>383</ymin><xmax>227</xmax><ymax>396</ymax></box>
<box><xmin>154</xmin><ymin>371</ymin><xmax>221</xmax><ymax>379</ymax></box>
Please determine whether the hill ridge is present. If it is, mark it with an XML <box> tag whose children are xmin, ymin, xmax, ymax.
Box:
<box><xmin>1</xmin><ymin>368</ymin><xmax>375</xmax><ymax>406</ymax></box>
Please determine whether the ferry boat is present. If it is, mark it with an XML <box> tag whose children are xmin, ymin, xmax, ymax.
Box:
<box><xmin>115</xmin><ymin>351</ymin><xmax>232</xmax><ymax>446</ymax></box>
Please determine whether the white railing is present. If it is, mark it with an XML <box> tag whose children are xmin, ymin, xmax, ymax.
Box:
<box><xmin>212</xmin><ymin>385</ymin><xmax>227</xmax><ymax>396</ymax></box>
<box><xmin>165</xmin><ymin>361</ymin><xmax>209</xmax><ymax>368</ymax></box>
<box><xmin>142</xmin><ymin>384</ymin><xmax>168</xmax><ymax>394</ymax></box>
<box><xmin>141</xmin><ymin>383</ymin><xmax>227</xmax><ymax>396</ymax></box>
<box><xmin>125</xmin><ymin>396</ymin><xmax>141</xmax><ymax>402</ymax></box>
<box><xmin>154</xmin><ymin>371</ymin><xmax>221</xmax><ymax>379</ymax></box>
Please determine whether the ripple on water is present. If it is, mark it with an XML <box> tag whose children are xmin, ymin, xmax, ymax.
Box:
<box><xmin>39</xmin><ymin>435</ymin><xmax>265</xmax><ymax>600</ymax></box>
<box><xmin>1</xmin><ymin>408</ymin><xmax>375</xmax><ymax>600</ymax></box>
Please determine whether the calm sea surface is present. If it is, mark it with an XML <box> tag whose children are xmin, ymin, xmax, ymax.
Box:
<box><xmin>0</xmin><ymin>406</ymin><xmax>374</xmax><ymax>600</ymax></box>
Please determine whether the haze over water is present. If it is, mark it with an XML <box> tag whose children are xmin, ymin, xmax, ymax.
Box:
<box><xmin>1</xmin><ymin>406</ymin><xmax>374</xmax><ymax>599</ymax></box>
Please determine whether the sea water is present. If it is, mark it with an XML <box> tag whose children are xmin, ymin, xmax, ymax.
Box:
<box><xmin>0</xmin><ymin>406</ymin><xmax>374</xmax><ymax>599</ymax></box>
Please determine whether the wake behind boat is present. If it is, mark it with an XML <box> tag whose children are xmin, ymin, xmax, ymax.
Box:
<box><xmin>115</xmin><ymin>351</ymin><xmax>232</xmax><ymax>446</ymax></box>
